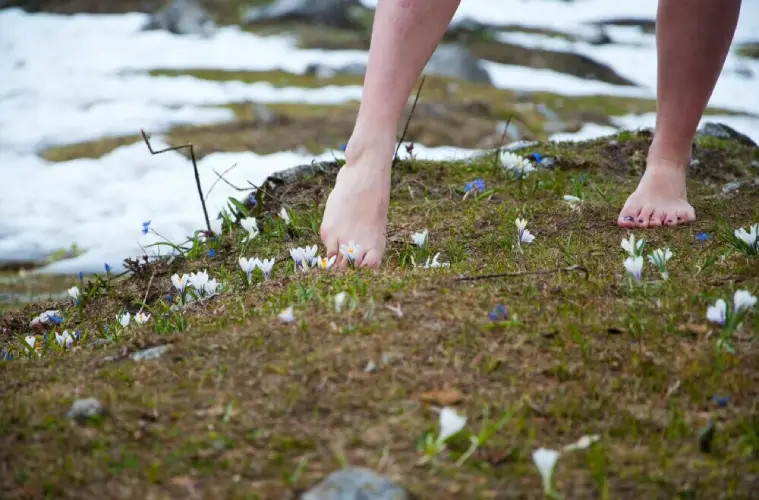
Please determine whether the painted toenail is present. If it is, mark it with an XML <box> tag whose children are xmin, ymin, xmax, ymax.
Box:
<box><xmin>624</xmin><ymin>216</ymin><xmax>634</xmax><ymax>222</ymax></box>
<box><xmin>638</xmin><ymin>219</ymin><xmax>644</xmax><ymax>223</ymax></box>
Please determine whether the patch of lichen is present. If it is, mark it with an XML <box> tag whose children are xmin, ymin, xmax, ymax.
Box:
<box><xmin>2</xmin><ymin>132</ymin><xmax>759</xmax><ymax>498</ymax></box>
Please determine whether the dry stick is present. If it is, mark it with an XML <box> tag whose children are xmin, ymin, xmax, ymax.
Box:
<box><xmin>455</xmin><ymin>265</ymin><xmax>589</xmax><ymax>282</ymax></box>
<box><xmin>137</xmin><ymin>271</ymin><xmax>156</xmax><ymax>314</ymax></box>
<box><xmin>140</xmin><ymin>130</ymin><xmax>213</xmax><ymax>235</ymax></box>
<box><xmin>494</xmin><ymin>115</ymin><xmax>513</xmax><ymax>164</ymax></box>
<box><xmin>393</xmin><ymin>76</ymin><xmax>426</xmax><ymax>166</ymax></box>
<box><xmin>205</xmin><ymin>162</ymin><xmax>239</xmax><ymax>199</ymax></box>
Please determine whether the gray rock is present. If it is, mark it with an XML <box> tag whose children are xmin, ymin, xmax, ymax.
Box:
<box><xmin>423</xmin><ymin>44</ymin><xmax>492</xmax><ymax>85</ymax></box>
<box><xmin>306</xmin><ymin>62</ymin><xmax>366</xmax><ymax>79</ymax></box>
<box><xmin>131</xmin><ymin>345</ymin><xmax>172</xmax><ymax>361</ymax></box>
<box><xmin>301</xmin><ymin>467</ymin><xmax>409</xmax><ymax>500</ymax></box>
<box><xmin>143</xmin><ymin>0</ymin><xmax>216</xmax><ymax>37</ymax></box>
<box><xmin>67</xmin><ymin>398</ymin><xmax>105</xmax><ymax>423</ymax></box>
<box><xmin>244</xmin><ymin>0</ymin><xmax>364</xmax><ymax>30</ymax></box>
<box><xmin>722</xmin><ymin>181</ymin><xmax>743</xmax><ymax>194</ymax></box>
<box><xmin>697</xmin><ymin>122</ymin><xmax>758</xmax><ymax>149</ymax></box>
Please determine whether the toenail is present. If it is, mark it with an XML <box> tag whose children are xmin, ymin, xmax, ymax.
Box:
<box><xmin>624</xmin><ymin>216</ymin><xmax>634</xmax><ymax>222</ymax></box>
<box><xmin>638</xmin><ymin>219</ymin><xmax>644</xmax><ymax>223</ymax></box>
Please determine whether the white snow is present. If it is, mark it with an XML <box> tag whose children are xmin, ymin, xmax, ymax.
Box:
<box><xmin>0</xmin><ymin>2</ymin><xmax>758</xmax><ymax>274</ymax></box>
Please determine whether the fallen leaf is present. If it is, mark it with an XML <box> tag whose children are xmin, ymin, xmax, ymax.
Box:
<box><xmin>677</xmin><ymin>323</ymin><xmax>709</xmax><ymax>335</ymax></box>
<box><xmin>420</xmin><ymin>388</ymin><xmax>463</xmax><ymax>405</ymax></box>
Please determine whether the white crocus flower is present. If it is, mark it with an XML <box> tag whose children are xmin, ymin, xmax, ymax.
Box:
<box><xmin>203</xmin><ymin>278</ymin><xmax>219</xmax><ymax>296</ymax></box>
<box><xmin>501</xmin><ymin>152</ymin><xmax>535</xmax><ymax>176</ymax></box>
<box><xmin>520</xmin><ymin>228</ymin><xmax>536</xmax><ymax>244</ymax></box>
<box><xmin>515</xmin><ymin>218</ymin><xmax>528</xmax><ymax>233</ymax></box>
<box><xmin>302</xmin><ymin>245</ymin><xmax>318</xmax><ymax>265</ymax></box>
<box><xmin>733</xmin><ymin>289</ymin><xmax>757</xmax><ymax>313</ymax></box>
<box><xmin>648</xmin><ymin>247</ymin><xmax>673</xmax><ymax>280</ymax></box>
<box><xmin>532</xmin><ymin>448</ymin><xmax>560</xmax><ymax>496</ymax></box>
<box><xmin>706</xmin><ymin>299</ymin><xmax>727</xmax><ymax>326</ymax></box>
<box><xmin>290</xmin><ymin>247</ymin><xmax>305</xmax><ymax>271</ymax></box>
<box><xmin>118</xmin><ymin>312</ymin><xmax>131</xmax><ymax>327</ymax></box>
<box><xmin>436</xmin><ymin>407</ymin><xmax>467</xmax><ymax>445</ymax></box>
<box><xmin>563</xmin><ymin>194</ymin><xmax>583</xmax><ymax>207</ymax></box>
<box><xmin>334</xmin><ymin>292</ymin><xmax>347</xmax><ymax>313</ymax></box>
<box><xmin>68</xmin><ymin>286</ymin><xmax>80</xmax><ymax>302</ymax></box>
<box><xmin>424</xmin><ymin>253</ymin><xmax>450</xmax><ymax>269</ymax></box>
<box><xmin>278</xmin><ymin>306</ymin><xmax>295</xmax><ymax>323</ymax></box>
<box><xmin>279</xmin><ymin>206</ymin><xmax>291</xmax><ymax>224</ymax></box>
<box><xmin>188</xmin><ymin>270</ymin><xmax>209</xmax><ymax>293</ymax></box>
<box><xmin>134</xmin><ymin>312</ymin><xmax>151</xmax><ymax>325</ymax></box>
<box><xmin>411</xmin><ymin>230</ymin><xmax>428</xmax><ymax>247</ymax></box>
<box><xmin>239</xmin><ymin>257</ymin><xmax>258</xmax><ymax>283</ymax></box>
<box><xmin>56</xmin><ymin>330</ymin><xmax>74</xmax><ymax>349</ymax></box>
<box><xmin>318</xmin><ymin>255</ymin><xmax>336</xmax><ymax>270</ymax></box>
<box><xmin>624</xmin><ymin>256</ymin><xmax>643</xmax><ymax>281</ymax></box>
<box><xmin>621</xmin><ymin>234</ymin><xmax>645</xmax><ymax>257</ymax></box>
<box><xmin>734</xmin><ymin>223</ymin><xmax>758</xmax><ymax>249</ymax></box>
<box><xmin>258</xmin><ymin>258</ymin><xmax>275</xmax><ymax>280</ymax></box>
<box><xmin>240</xmin><ymin>217</ymin><xmax>259</xmax><ymax>242</ymax></box>
<box><xmin>339</xmin><ymin>240</ymin><xmax>361</xmax><ymax>264</ymax></box>
<box><xmin>562</xmin><ymin>434</ymin><xmax>600</xmax><ymax>452</ymax></box>
<box><xmin>25</xmin><ymin>335</ymin><xmax>36</xmax><ymax>350</ymax></box>
<box><xmin>171</xmin><ymin>273</ymin><xmax>189</xmax><ymax>295</ymax></box>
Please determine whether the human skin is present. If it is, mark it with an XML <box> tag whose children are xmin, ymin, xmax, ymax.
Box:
<box><xmin>320</xmin><ymin>0</ymin><xmax>743</xmax><ymax>267</ymax></box>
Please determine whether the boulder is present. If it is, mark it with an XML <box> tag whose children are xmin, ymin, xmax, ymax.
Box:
<box><xmin>243</xmin><ymin>0</ymin><xmax>365</xmax><ymax>30</ymax></box>
<box><xmin>424</xmin><ymin>44</ymin><xmax>492</xmax><ymax>85</ymax></box>
<box><xmin>143</xmin><ymin>0</ymin><xmax>215</xmax><ymax>37</ymax></box>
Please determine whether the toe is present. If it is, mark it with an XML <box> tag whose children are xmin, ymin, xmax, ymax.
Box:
<box><xmin>359</xmin><ymin>249</ymin><xmax>383</xmax><ymax>269</ymax></box>
<box><xmin>636</xmin><ymin>206</ymin><xmax>655</xmax><ymax>228</ymax></box>
<box><xmin>664</xmin><ymin>213</ymin><xmax>677</xmax><ymax>226</ymax></box>
<box><xmin>649</xmin><ymin>210</ymin><xmax>664</xmax><ymax>228</ymax></box>
<box><xmin>617</xmin><ymin>204</ymin><xmax>642</xmax><ymax>228</ymax></box>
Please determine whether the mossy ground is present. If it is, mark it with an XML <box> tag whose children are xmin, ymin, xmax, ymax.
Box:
<box><xmin>2</xmin><ymin>131</ymin><xmax>759</xmax><ymax>499</ymax></box>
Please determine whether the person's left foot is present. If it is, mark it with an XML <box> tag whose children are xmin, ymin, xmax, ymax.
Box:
<box><xmin>617</xmin><ymin>158</ymin><xmax>696</xmax><ymax>229</ymax></box>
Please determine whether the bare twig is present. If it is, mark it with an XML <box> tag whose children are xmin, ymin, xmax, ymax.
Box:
<box><xmin>137</xmin><ymin>271</ymin><xmax>156</xmax><ymax>314</ymax></box>
<box><xmin>493</xmin><ymin>115</ymin><xmax>513</xmax><ymax>165</ymax></box>
<box><xmin>205</xmin><ymin>163</ymin><xmax>239</xmax><ymax>199</ymax></box>
<box><xmin>455</xmin><ymin>265</ymin><xmax>589</xmax><ymax>282</ymax></box>
<box><xmin>140</xmin><ymin>130</ymin><xmax>213</xmax><ymax>235</ymax></box>
<box><xmin>393</xmin><ymin>76</ymin><xmax>426</xmax><ymax>165</ymax></box>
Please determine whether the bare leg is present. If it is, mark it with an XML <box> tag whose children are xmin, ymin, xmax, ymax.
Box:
<box><xmin>320</xmin><ymin>0</ymin><xmax>460</xmax><ymax>267</ymax></box>
<box><xmin>617</xmin><ymin>0</ymin><xmax>741</xmax><ymax>229</ymax></box>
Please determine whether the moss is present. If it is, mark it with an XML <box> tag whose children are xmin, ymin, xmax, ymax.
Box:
<box><xmin>736</xmin><ymin>42</ymin><xmax>759</xmax><ymax>60</ymax></box>
<box><xmin>3</xmin><ymin>131</ymin><xmax>759</xmax><ymax>497</ymax></box>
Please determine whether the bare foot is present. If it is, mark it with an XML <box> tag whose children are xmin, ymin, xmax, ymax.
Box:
<box><xmin>320</xmin><ymin>141</ymin><xmax>393</xmax><ymax>268</ymax></box>
<box><xmin>617</xmin><ymin>158</ymin><xmax>696</xmax><ymax>229</ymax></box>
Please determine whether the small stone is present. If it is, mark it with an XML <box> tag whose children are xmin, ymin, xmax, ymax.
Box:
<box><xmin>380</xmin><ymin>352</ymin><xmax>403</xmax><ymax>366</ymax></box>
<box><xmin>301</xmin><ymin>467</ymin><xmax>409</xmax><ymax>500</ymax></box>
<box><xmin>689</xmin><ymin>158</ymin><xmax>700</xmax><ymax>168</ymax></box>
<box><xmin>722</xmin><ymin>181</ymin><xmax>743</xmax><ymax>194</ymax></box>
<box><xmin>131</xmin><ymin>345</ymin><xmax>172</xmax><ymax>362</ymax></box>
<box><xmin>540</xmin><ymin>157</ymin><xmax>556</xmax><ymax>168</ymax></box>
<box><xmin>67</xmin><ymin>398</ymin><xmax>105</xmax><ymax>423</ymax></box>
<box><xmin>363</xmin><ymin>360</ymin><xmax>378</xmax><ymax>373</ymax></box>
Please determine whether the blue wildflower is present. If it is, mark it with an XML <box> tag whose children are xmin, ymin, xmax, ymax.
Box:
<box><xmin>1</xmin><ymin>349</ymin><xmax>13</xmax><ymax>361</ymax></box>
<box><xmin>697</xmin><ymin>232</ymin><xmax>710</xmax><ymax>241</ymax></box>
<box><xmin>579</xmin><ymin>174</ymin><xmax>588</xmax><ymax>183</ymax></box>
<box><xmin>713</xmin><ymin>395</ymin><xmax>729</xmax><ymax>408</ymax></box>
<box><xmin>167</xmin><ymin>295</ymin><xmax>173</xmax><ymax>304</ymax></box>
<box><xmin>248</xmin><ymin>193</ymin><xmax>258</xmax><ymax>207</ymax></box>
<box><xmin>104</xmin><ymin>262</ymin><xmax>112</xmax><ymax>273</ymax></box>
<box><xmin>48</xmin><ymin>314</ymin><xmax>63</xmax><ymax>325</ymax></box>
<box><xmin>530</xmin><ymin>152</ymin><xmax>543</xmax><ymax>163</ymax></box>
<box><xmin>465</xmin><ymin>178</ymin><xmax>486</xmax><ymax>193</ymax></box>
<box><xmin>74</xmin><ymin>330</ymin><xmax>82</xmax><ymax>341</ymax></box>
<box><xmin>339</xmin><ymin>143</ymin><xmax>347</xmax><ymax>151</ymax></box>
<box><xmin>208</xmin><ymin>249</ymin><xmax>217</xmax><ymax>258</ymax></box>
<box><xmin>141</xmin><ymin>220</ymin><xmax>151</xmax><ymax>235</ymax></box>
<box><xmin>488</xmin><ymin>304</ymin><xmax>509</xmax><ymax>321</ymax></box>
<box><xmin>78</xmin><ymin>271</ymin><xmax>84</xmax><ymax>281</ymax></box>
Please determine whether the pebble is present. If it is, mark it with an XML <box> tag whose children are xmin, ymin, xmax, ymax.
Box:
<box><xmin>722</xmin><ymin>181</ymin><xmax>743</xmax><ymax>194</ymax></box>
<box><xmin>131</xmin><ymin>345</ymin><xmax>172</xmax><ymax>362</ymax></box>
<box><xmin>67</xmin><ymin>398</ymin><xmax>105</xmax><ymax>423</ymax></box>
<box><xmin>301</xmin><ymin>467</ymin><xmax>409</xmax><ymax>500</ymax></box>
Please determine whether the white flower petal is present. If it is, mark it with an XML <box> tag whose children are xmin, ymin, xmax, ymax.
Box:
<box><xmin>437</xmin><ymin>407</ymin><xmax>467</xmax><ymax>444</ymax></box>
<box><xmin>532</xmin><ymin>448</ymin><xmax>560</xmax><ymax>494</ymax></box>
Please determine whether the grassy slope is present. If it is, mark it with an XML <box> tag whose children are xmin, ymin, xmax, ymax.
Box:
<box><xmin>2</xmin><ymin>131</ymin><xmax>759</xmax><ymax>499</ymax></box>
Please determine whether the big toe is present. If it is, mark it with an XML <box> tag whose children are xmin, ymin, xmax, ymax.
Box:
<box><xmin>617</xmin><ymin>203</ymin><xmax>642</xmax><ymax>228</ymax></box>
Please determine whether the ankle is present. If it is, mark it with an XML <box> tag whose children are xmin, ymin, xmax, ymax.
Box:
<box><xmin>345</xmin><ymin>131</ymin><xmax>397</xmax><ymax>171</ymax></box>
<box><xmin>648</xmin><ymin>136</ymin><xmax>692</xmax><ymax>168</ymax></box>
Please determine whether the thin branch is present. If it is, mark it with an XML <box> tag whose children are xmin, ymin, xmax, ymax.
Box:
<box><xmin>455</xmin><ymin>265</ymin><xmax>589</xmax><ymax>282</ymax></box>
<box><xmin>205</xmin><ymin>163</ymin><xmax>239</xmax><ymax>199</ymax></box>
<box><xmin>137</xmin><ymin>271</ymin><xmax>156</xmax><ymax>314</ymax></box>
<box><xmin>393</xmin><ymin>76</ymin><xmax>426</xmax><ymax>165</ymax></box>
<box><xmin>140</xmin><ymin>130</ymin><xmax>213</xmax><ymax>235</ymax></box>
<box><xmin>493</xmin><ymin>114</ymin><xmax>513</xmax><ymax>165</ymax></box>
